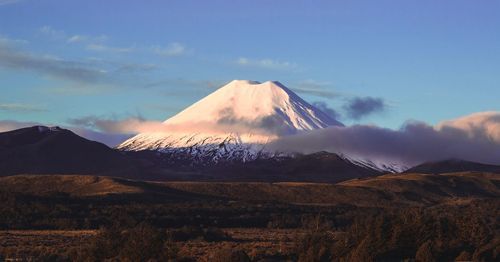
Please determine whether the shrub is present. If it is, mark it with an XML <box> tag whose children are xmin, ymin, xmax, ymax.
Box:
<box><xmin>166</xmin><ymin>225</ymin><xmax>231</xmax><ymax>242</ymax></box>
<box><xmin>78</xmin><ymin>222</ymin><xmax>178</xmax><ymax>262</ymax></box>
<box><xmin>209</xmin><ymin>248</ymin><xmax>250</xmax><ymax>262</ymax></box>
<box><xmin>294</xmin><ymin>230</ymin><xmax>335</xmax><ymax>262</ymax></box>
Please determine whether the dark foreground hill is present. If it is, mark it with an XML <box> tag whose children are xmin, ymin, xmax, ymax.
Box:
<box><xmin>1</xmin><ymin>172</ymin><xmax>498</xmax><ymax>207</ymax></box>
<box><xmin>405</xmin><ymin>159</ymin><xmax>500</xmax><ymax>174</ymax></box>
<box><xmin>0</xmin><ymin>126</ymin><xmax>135</xmax><ymax>175</ymax></box>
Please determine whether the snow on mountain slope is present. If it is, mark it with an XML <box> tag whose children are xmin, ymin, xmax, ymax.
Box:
<box><xmin>118</xmin><ymin>80</ymin><xmax>341</xmax><ymax>153</ymax></box>
<box><xmin>117</xmin><ymin>80</ymin><xmax>400</xmax><ymax>172</ymax></box>
<box><xmin>339</xmin><ymin>154</ymin><xmax>409</xmax><ymax>174</ymax></box>
<box><xmin>165</xmin><ymin>80</ymin><xmax>342</xmax><ymax>131</ymax></box>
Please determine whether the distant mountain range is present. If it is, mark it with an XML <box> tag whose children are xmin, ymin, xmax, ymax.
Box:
<box><xmin>0</xmin><ymin>78</ymin><xmax>498</xmax><ymax>183</ymax></box>
<box><xmin>1</xmin><ymin>125</ymin><xmax>499</xmax><ymax>182</ymax></box>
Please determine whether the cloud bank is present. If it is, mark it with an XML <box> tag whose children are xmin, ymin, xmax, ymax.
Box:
<box><xmin>268</xmin><ymin>111</ymin><xmax>500</xmax><ymax>166</ymax></box>
<box><xmin>67</xmin><ymin>114</ymin><xmax>287</xmax><ymax>137</ymax></box>
<box><xmin>65</xmin><ymin>111</ymin><xmax>500</xmax><ymax>166</ymax></box>
<box><xmin>3</xmin><ymin>110</ymin><xmax>499</xmax><ymax>166</ymax></box>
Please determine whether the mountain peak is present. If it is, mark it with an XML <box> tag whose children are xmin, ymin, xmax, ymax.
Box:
<box><xmin>163</xmin><ymin>80</ymin><xmax>342</xmax><ymax>130</ymax></box>
<box><xmin>118</xmin><ymin>80</ymin><xmax>342</xmax><ymax>152</ymax></box>
<box><xmin>36</xmin><ymin>125</ymin><xmax>64</xmax><ymax>133</ymax></box>
<box><xmin>228</xmin><ymin>79</ymin><xmax>261</xmax><ymax>85</ymax></box>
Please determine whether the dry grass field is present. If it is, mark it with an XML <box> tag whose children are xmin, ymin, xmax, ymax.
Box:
<box><xmin>0</xmin><ymin>228</ymin><xmax>308</xmax><ymax>261</ymax></box>
<box><xmin>0</xmin><ymin>173</ymin><xmax>498</xmax><ymax>261</ymax></box>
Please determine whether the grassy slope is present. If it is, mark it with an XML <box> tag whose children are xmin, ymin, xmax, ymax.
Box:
<box><xmin>1</xmin><ymin>172</ymin><xmax>498</xmax><ymax>207</ymax></box>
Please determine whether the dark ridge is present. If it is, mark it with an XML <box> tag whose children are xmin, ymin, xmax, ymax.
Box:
<box><xmin>405</xmin><ymin>158</ymin><xmax>500</xmax><ymax>174</ymax></box>
<box><xmin>0</xmin><ymin>126</ymin><xmax>382</xmax><ymax>183</ymax></box>
<box><xmin>0</xmin><ymin>126</ymin><xmax>135</xmax><ymax>175</ymax></box>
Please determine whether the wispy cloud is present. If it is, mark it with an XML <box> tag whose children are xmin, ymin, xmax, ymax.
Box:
<box><xmin>0</xmin><ymin>37</ymin><xmax>107</xmax><ymax>84</ymax></box>
<box><xmin>292</xmin><ymin>80</ymin><xmax>338</xmax><ymax>99</ymax></box>
<box><xmin>39</xmin><ymin>26</ymin><xmax>131</xmax><ymax>54</ymax></box>
<box><xmin>67</xmin><ymin>34</ymin><xmax>107</xmax><ymax>44</ymax></box>
<box><xmin>0</xmin><ymin>35</ymin><xmax>157</xmax><ymax>87</ymax></box>
<box><xmin>40</xmin><ymin>26</ymin><xmax>107</xmax><ymax>44</ymax></box>
<box><xmin>152</xmin><ymin>42</ymin><xmax>188</xmax><ymax>56</ymax></box>
<box><xmin>0</xmin><ymin>103</ymin><xmax>46</xmax><ymax>112</ymax></box>
<box><xmin>86</xmin><ymin>43</ymin><xmax>134</xmax><ymax>53</ymax></box>
<box><xmin>39</xmin><ymin>26</ymin><xmax>66</xmax><ymax>40</ymax></box>
<box><xmin>67</xmin><ymin>113</ymin><xmax>289</xmax><ymax>137</ymax></box>
<box><xmin>0</xmin><ymin>0</ymin><xmax>21</xmax><ymax>6</ymax></box>
<box><xmin>143</xmin><ymin>78</ymin><xmax>224</xmax><ymax>91</ymax></box>
<box><xmin>67</xmin><ymin>116</ymin><xmax>153</xmax><ymax>135</ymax></box>
<box><xmin>236</xmin><ymin>57</ymin><xmax>298</xmax><ymax>70</ymax></box>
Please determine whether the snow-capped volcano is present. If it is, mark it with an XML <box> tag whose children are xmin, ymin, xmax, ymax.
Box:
<box><xmin>118</xmin><ymin>80</ymin><xmax>341</xmax><ymax>155</ymax></box>
<box><xmin>117</xmin><ymin>80</ymin><xmax>406</xmax><ymax>172</ymax></box>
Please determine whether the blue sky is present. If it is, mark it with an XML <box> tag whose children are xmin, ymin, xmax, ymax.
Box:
<box><xmin>1</xmin><ymin>0</ymin><xmax>499</xmax><ymax>133</ymax></box>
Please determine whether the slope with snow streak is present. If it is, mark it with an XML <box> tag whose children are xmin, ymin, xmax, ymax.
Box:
<box><xmin>118</xmin><ymin>80</ymin><xmax>341</xmax><ymax>159</ymax></box>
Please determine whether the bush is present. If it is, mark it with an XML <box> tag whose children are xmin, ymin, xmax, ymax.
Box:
<box><xmin>292</xmin><ymin>203</ymin><xmax>500</xmax><ymax>261</ymax></box>
<box><xmin>294</xmin><ymin>230</ymin><xmax>335</xmax><ymax>262</ymax></box>
<box><xmin>209</xmin><ymin>248</ymin><xmax>250</xmax><ymax>262</ymax></box>
<box><xmin>167</xmin><ymin>225</ymin><xmax>231</xmax><ymax>242</ymax></box>
<box><xmin>78</xmin><ymin>222</ymin><xmax>178</xmax><ymax>261</ymax></box>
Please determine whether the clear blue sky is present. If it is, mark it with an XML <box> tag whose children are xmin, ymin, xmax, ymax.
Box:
<box><xmin>1</xmin><ymin>0</ymin><xmax>499</xmax><ymax>129</ymax></box>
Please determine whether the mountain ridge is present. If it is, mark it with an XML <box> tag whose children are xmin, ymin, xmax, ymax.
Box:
<box><xmin>405</xmin><ymin>158</ymin><xmax>500</xmax><ymax>174</ymax></box>
<box><xmin>0</xmin><ymin>125</ymin><xmax>134</xmax><ymax>175</ymax></box>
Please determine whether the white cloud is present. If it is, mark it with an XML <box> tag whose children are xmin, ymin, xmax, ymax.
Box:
<box><xmin>67</xmin><ymin>34</ymin><xmax>107</xmax><ymax>44</ymax></box>
<box><xmin>86</xmin><ymin>43</ymin><xmax>134</xmax><ymax>53</ymax></box>
<box><xmin>236</xmin><ymin>57</ymin><xmax>297</xmax><ymax>70</ymax></box>
<box><xmin>39</xmin><ymin>26</ymin><xmax>123</xmax><ymax>53</ymax></box>
<box><xmin>0</xmin><ymin>35</ymin><xmax>28</xmax><ymax>46</ymax></box>
<box><xmin>437</xmin><ymin>111</ymin><xmax>500</xmax><ymax>143</ymax></box>
<box><xmin>152</xmin><ymin>42</ymin><xmax>188</xmax><ymax>56</ymax></box>
<box><xmin>67</xmin><ymin>35</ymin><xmax>85</xmax><ymax>43</ymax></box>
<box><xmin>39</xmin><ymin>26</ymin><xmax>66</xmax><ymax>39</ymax></box>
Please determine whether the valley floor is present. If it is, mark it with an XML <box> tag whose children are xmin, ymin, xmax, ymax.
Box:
<box><xmin>0</xmin><ymin>172</ymin><xmax>498</xmax><ymax>261</ymax></box>
<box><xmin>0</xmin><ymin>228</ymin><xmax>311</xmax><ymax>261</ymax></box>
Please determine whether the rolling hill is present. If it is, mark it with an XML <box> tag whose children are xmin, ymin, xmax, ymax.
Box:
<box><xmin>0</xmin><ymin>126</ymin><xmax>135</xmax><ymax>176</ymax></box>
<box><xmin>405</xmin><ymin>159</ymin><xmax>500</xmax><ymax>174</ymax></box>
<box><xmin>2</xmin><ymin>172</ymin><xmax>498</xmax><ymax>207</ymax></box>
